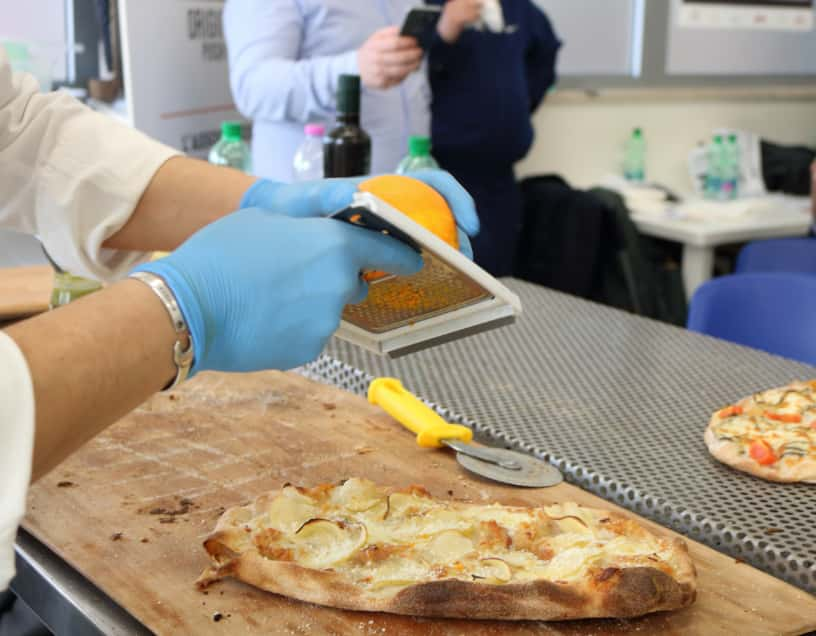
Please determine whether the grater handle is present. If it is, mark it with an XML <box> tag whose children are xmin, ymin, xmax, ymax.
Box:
<box><xmin>368</xmin><ymin>378</ymin><xmax>473</xmax><ymax>448</ymax></box>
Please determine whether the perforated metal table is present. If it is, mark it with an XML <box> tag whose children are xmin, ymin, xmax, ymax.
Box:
<box><xmin>305</xmin><ymin>278</ymin><xmax>816</xmax><ymax>595</ymax></box>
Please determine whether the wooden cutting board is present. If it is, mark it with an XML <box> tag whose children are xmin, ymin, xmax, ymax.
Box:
<box><xmin>24</xmin><ymin>372</ymin><xmax>816</xmax><ymax>636</ymax></box>
<box><xmin>0</xmin><ymin>265</ymin><xmax>52</xmax><ymax>320</ymax></box>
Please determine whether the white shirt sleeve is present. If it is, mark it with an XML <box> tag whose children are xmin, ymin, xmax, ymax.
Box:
<box><xmin>0</xmin><ymin>49</ymin><xmax>181</xmax><ymax>282</ymax></box>
<box><xmin>0</xmin><ymin>332</ymin><xmax>35</xmax><ymax>591</ymax></box>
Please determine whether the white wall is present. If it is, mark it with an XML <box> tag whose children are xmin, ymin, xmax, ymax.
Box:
<box><xmin>517</xmin><ymin>94</ymin><xmax>816</xmax><ymax>194</ymax></box>
<box><xmin>0</xmin><ymin>231</ymin><xmax>47</xmax><ymax>268</ymax></box>
<box><xmin>0</xmin><ymin>0</ymin><xmax>68</xmax><ymax>81</ymax></box>
<box><xmin>533</xmin><ymin>0</ymin><xmax>640</xmax><ymax>76</ymax></box>
<box><xmin>668</xmin><ymin>0</ymin><xmax>816</xmax><ymax>75</ymax></box>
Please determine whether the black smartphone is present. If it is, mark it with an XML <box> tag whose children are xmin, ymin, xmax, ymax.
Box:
<box><xmin>400</xmin><ymin>6</ymin><xmax>442</xmax><ymax>50</ymax></box>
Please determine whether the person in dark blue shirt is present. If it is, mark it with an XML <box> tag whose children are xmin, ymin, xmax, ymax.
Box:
<box><xmin>428</xmin><ymin>0</ymin><xmax>561</xmax><ymax>276</ymax></box>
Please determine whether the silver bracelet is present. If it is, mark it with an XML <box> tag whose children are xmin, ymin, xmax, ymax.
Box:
<box><xmin>129</xmin><ymin>271</ymin><xmax>194</xmax><ymax>390</ymax></box>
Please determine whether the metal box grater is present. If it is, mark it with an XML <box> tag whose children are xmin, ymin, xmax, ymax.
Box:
<box><xmin>333</xmin><ymin>191</ymin><xmax>522</xmax><ymax>357</ymax></box>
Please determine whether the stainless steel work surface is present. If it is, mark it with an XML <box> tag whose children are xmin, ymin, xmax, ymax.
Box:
<box><xmin>12</xmin><ymin>529</ymin><xmax>150</xmax><ymax>636</ymax></box>
<box><xmin>306</xmin><ymin>278</ymin><xmax>816</xmax><ymax>594</ymax></box>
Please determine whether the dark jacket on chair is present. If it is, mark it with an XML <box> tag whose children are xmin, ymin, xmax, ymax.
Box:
<box><xmin>514</xmin><ymin>175</ymin><xmax>687</xmax><ymax>325</ymax></box>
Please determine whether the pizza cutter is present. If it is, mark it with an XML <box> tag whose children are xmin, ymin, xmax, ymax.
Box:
<box><xmin>368</xmin><ymin>378</ymin><xmax>562</xmax><ymax>488</ymax></box>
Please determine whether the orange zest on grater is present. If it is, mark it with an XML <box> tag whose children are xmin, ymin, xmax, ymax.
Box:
<box><xmin>330</xmin><ymin>189</ymin><xmax>522</xmax><ymax>357</ymax></box>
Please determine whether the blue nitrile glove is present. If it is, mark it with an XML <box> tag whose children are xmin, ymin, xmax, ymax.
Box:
<box><xmin>133</xmin><ymin>208</ymin><xmax>422</xmax><ymax>375</ymax></box>
<box><xmin>240</xmin><ymin>171</ymin><xmax>479</xmax><ymax>259</ymax></box>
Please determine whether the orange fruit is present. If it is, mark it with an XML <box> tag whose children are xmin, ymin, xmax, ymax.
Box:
<box><xmin>358</xmin><ymin>175</ymin><xmax>459</xmax><ymax>249</ymax></box>
<box><xmin>357</xmin><ymin>175</ymin><xmax>458</xmax><ymax>283</ymax></box>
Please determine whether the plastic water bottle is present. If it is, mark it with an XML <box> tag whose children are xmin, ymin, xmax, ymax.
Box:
<box><xmin>396</xmin><ymin>136</ymin><xmax>440</xmax><ymax>174</ymax></box>
<box><xmin>293</xmin><ymin>124</ymin><xmax>326</xmax><ymax>182</ymax></box>
<box><xmin>623</xmin><ymin>128</ymin><xmax>646</xmax><ymax>183</ymax></box>
<box><xmin>722</xmin><ymin>134</ymin><xmax>740</xmax><ymax>200</ymax></box>
<box><xmin>705</xmin><ymin>135</ymin><xmax>724</xmax><ymax>200</ymax></box>
<box><xmin>208</xmin><ymin>121</ymin><xmax>251</xmax><ymax>172</ymax></box>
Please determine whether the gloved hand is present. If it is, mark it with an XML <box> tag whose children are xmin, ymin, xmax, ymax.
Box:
<box><xmin>240</xmin><ymin>171</ymin><xmax>480</xmax><ymax>258</ymax></box>
<box><xmin>133</xmin><ymin>208</ymin><xmax>422</xmax><ymax>374</ymax></box>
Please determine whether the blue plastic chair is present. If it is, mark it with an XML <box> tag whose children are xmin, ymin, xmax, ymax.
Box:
<box><xmin>736</xmin><ymin>238</ymin><xmax>816</xmax><ymax>274</ymax></box>
<box><xmin>687</xmin><ymin>273</ymin><xmax>816</xmax><ymax>365</ymax></box>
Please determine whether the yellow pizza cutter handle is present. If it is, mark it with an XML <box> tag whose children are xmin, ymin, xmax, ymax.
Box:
<box><xmin>368</xmin><ymin>378</ymin><xmax>473</xmax><ymax>449</ymax></box>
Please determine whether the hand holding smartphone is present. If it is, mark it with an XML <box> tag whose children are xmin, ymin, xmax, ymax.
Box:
<box><xmin>400</xmin><ymin>6</ymin><xmax>442</xmax><ymax>50</ymax></box>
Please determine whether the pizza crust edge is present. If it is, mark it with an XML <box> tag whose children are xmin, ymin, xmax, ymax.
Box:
<box><xmin>196</xmin><ymin>494</ymin><xmax>697</xmax><ymax>621</ymax></box>
<box><xmin>704</xmin><ymin>396</ymin><xmax>816</xmax><ymax>484</ymax></box>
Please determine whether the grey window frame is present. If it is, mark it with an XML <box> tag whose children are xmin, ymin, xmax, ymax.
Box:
<box><xmin>556</xmin><ymin>0</ymin><xmax>816</xmax><ymax>89</ymax></box>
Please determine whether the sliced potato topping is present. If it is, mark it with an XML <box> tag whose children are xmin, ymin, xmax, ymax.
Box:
<box><xmin>384</xmin><ymin>492</ymin><xmax>432</xmax><ymax>519</ymax></box>
<box><xmin>365</xmin><ymin>557</ymin><xmax>431</xmax><ymax>591</ymax></box>
<box><xmin>267</xmin><ymin>493</ymin><xmax>318</xmax><ymax>534</ymax></box>
<box><xmin>295</xmin><ymin>518</ymin><xmax>346</xmax><ymax>539</ymax></box>
<box><xmin>423</xmin><ymin>530</ymin><xmax>474</xmax><ymax>563</ymax></box>
<box><xmin>282</xmin><ymin>483</ymin><xmax>317</xmax><ymax>504</ymax></box>
<box><xmin>549</xmin><ymin>515</ymin><xmax>591</xmax><ymax>534</ymax></box>
<box><xmin>292</xmin><ymin>518</ymin><xmax>367</xmax><ymax>568</ymax></box>
<box><xmin>332</xmin><ymin>478</ymin><xmax>386</xmax><ymax>512</ymax></box>
<box><xmin>474</xmin><ymin>558</ymin><xmax>513</xmax><ymax>583</ymax></box>
<box><xmin>248</xmin><ymin>480</ymin><xmax>682</xmax><ymax>593</ymax></box>
<box><xmin>543</xmin><ymin>547</ymin><xmax>602</xmax><ymax>580</ymax></box>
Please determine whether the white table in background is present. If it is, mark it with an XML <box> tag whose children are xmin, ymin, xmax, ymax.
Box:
<box><xmin>628</xmin><ymin>195</ymin><xmax>812</xmax><ymax>300</ymax></box>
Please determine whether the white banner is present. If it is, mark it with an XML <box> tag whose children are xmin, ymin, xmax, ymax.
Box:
<box><xmin>119</xmin><ymin>1</ymin><xmax>246</xmax><ymax>158</ymax></box>
<box><xmin>679</xmin><ymin>1</ymin><xmax>814</xmax><ymax>30</ymax></box>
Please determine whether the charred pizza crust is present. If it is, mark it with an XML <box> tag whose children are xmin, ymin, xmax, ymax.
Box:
<box><xmin>197</xmin><ymin>480</ymin><xmax>696</xmax><ymax>621</ymax></box>
<box><xmin>705</xmin><ymin>380</ymin><xmax>816</xmax><ymax>483</ymax></box>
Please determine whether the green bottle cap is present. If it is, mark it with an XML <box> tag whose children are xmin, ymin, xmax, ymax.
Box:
<box><xmin>2</xmin><ymin>41</ymin><xmax>31</xmax><ymax>63</ymax></box>
<box><xmin>221</xmin><ymin>121</ymin><xmax>243</xmax><ymax>141</ymax></box>
<box><xmin>633</xmin><ymin>128</ymin><xmax>642</xmax><ymax>138</ymax></box>
<box><xmin>337</xmin><ymin>74</ymin><xmax>361</xmax><ymax>115</ymax></box>
<box><xmin>408</xmin><ymin>136</ymin><xmax>431</xmax><ymax>157</ymax></box>
<box><xmin>714</xmin><ymin>134</ymin><xmax>723</xmax><ymax>143</ymax></box>
<box><xmin>728</xmin><ymin>133</ymin><xmax>738</xmax><ymax>142</ymax></box>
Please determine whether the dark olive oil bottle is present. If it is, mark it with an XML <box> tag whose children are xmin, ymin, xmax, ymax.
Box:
<box><xmin>324</xmin><ymin>74</ymin><xmax>371</xmax><ymax>178</ymax></box>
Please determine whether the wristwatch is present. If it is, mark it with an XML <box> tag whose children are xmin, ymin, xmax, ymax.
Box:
<box><xmin>129</xmin><ymin>271</ymin><xmax>194</xmax><ymax>390</ymax></box>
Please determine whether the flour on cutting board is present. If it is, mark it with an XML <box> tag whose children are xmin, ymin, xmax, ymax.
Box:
<box><xmin>24</xmin><ymin>371</ymin><xmax>816</xmax><ymax>635</ymax></box>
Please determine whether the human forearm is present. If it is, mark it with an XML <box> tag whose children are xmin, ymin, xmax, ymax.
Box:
<box><xmin>103</xmin><ymin>156</ymin><xmax>256</xmax><ymax>252</ymax></box>
<box><xmin>3</xmin><ymin>171</ymin><xmax>478</xmax><ymax>482</ymax></box>
<box><xmin>5</xmin><ymin>280</ymin><xmax>178</xmax><ymax>481</ymax></box>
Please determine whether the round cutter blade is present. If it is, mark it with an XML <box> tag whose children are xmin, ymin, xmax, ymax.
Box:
<box><xmin>455</xmin><ymin>448</ymin><xmax>563</xmax><ymax>488</ymax></box>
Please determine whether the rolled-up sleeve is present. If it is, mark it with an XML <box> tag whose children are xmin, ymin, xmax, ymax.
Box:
<box><xmin>224</xmin><ymin>0</ymin><xmax>359</xmax><ymax>124</ymax></box>
<box><xmin>0</xmin><ymin>332</ymin><xmax>34</xmax><ymax>591</ymax></box>
<box><xmin>0</xmin><ymin>51</ymin><xmax>180</xmax><ymax>281</ymax></box>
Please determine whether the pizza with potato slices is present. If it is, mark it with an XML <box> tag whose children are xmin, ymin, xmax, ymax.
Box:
<box><xmin>705</xmin><ymin>380</ymin><xmax>816</xmax><ymax>483</ymax></box>
<box><xmin>197</xmin><ymin>478</ymin><xmax>696</xmax><ymax>620</ymax></box>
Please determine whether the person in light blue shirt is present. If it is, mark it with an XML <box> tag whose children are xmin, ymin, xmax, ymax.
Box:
<box><xmin>224</xmin><ymin>0</ymin><xmax>430</xmax><ymax>182</ymax></box>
